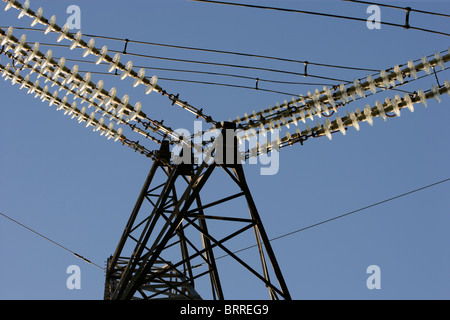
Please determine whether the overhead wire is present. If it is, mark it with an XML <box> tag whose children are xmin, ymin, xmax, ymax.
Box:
<box><xmin>212</xmin><ymin>177</ymin><xmax>450</xmax><ymax>262</ymax></box>
<box><xmin>46</xmin><ymin>55</ymin><xmax>339</xmax><ymax>88</ymax></box>
<box><xmin>8</xmin><ymin>49</ymin><xmax>339</xmax><ymax>96</ymax></box>
<box><xmin>190</xmin><ymin>0</ymin><xmax>450</xmax><ymax>37</ymax></box>
<box><xmin>1</xmin><ymin>25</ymin><xmax>381</xmax><ymax>73</ymax></box>
<box><xmin>343</xmin><ymin>0</ymin><xmax>450</xmax><ymax>18</ymax></box>
<box><xmin>0</xmin><ymin>23</ymin><xmax>377</xmax><ymax>90</ymax></box>
<box><xmin>32</xmin><ymin>41</ymin><xmax>354</xmax><ymax>84</ymax></box>
<box><xmin>0</xmin><ymin>211</ymin><xmax>105</xmax><ymax>271</ymax></box>
<box><xmin>61</xmin><ymin>64</ymin><xmax>450</xmax><ymax>101</ymax></box>
<box><xmin>7</xmin><ymin>36</ymin><xmax>355</xmax><ymax>97</ymax></box>
<box><xmin>70</xmin><ymin>70</ymin><xmax>306</xmax><ymax>97</ymax></box>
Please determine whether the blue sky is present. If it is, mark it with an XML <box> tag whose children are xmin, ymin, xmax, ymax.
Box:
<box><xmin>0</xmin><ymin>0</ymin><xmax>449</xmax><ymax>300</ymax></box>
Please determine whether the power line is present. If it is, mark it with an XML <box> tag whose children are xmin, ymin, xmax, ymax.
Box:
<box><xmin>190</xmin><ymin>0</ymin><xmax>450</xmax><ymax>37</ymax></box>
<box><xmin>0</xmin><ymin>211</ymin><xmax>105</xmax><ymax>271</ymax></box>
<box><xmin>78</xmin><ymin>64</ymin><xmax>449</xmax><ymax>100</ymax></box>
<box><xmin>1</xmin><ymin>25</ymin><xmax>381</xmax><ymax>73</ymax></box>
<box><xmin>5</xmin><ymin>38</ymin><xmax>447</xmax><ymax>126</ymax></box>
<box><xmin>32</xmin><ymin>41</ymin><xmax>353</xmax><ymax>84</ymax></box>
<box><xmin>44</xmin><ymin>56</ymin><xmax>339</xmax><ymax>88</ymax></box>
<box><xmin>214</xmin><ymin>177</ymin><xmax>450</xmax><ymax>261</ymax></box>
<box><xmin>149</xmin><ymin>76</ymin><xmax>301</xmax><ymax>97</ymax></box>
<box><xmin>5</xmin><ymin>44</ymin><xmax>446</xmax><ymax>107</ymax></box>
<box><xmin>343</xmin><ymin>0</ymin><xmax>450</xmax><ymax>18</ymax></box>
<box><xmin>78</xmin><ymin>70</ymin><xmax>302</xmax><ymax>96</ymax></box>
<box><xmin>0</xmin><ymin>48</ymin><xmax>329</xmax><ymax>97</ymax></box>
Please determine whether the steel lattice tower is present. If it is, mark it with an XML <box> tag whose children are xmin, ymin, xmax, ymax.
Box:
<box><xmin>104</xmin><ymin>124</ymin><xmax>291</xmax><ymax>300</ymax></box>
<box><xmin>1</xmin><ymin>0</ymin><xmax>450</xmax><ymax>301</ymax></box>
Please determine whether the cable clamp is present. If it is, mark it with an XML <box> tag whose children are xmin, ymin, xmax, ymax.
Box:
<box><xmin>171</xmin><ymin>93</ymin><xmax>179</xmax><ymax>105</ymax></box>
<box><xmin>123</xmin><ymin>38</ymin><xmax>129</xmax><ymax>54</ymax></box>
<box><xmin>73</xmin><ymin>253</ymin><xmax>92</xmax><ymax>264</ymax></box>
<box><xmin>404</xmin><ymin>7</ymin><xmax>411</xmax><ymax>29</ymax></box>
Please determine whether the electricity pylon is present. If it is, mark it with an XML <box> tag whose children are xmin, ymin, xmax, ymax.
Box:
<box><xmin>104</xmin><ymin>123</ymin><xmax>291</xmax><ymax>300</ymax></box>
<box><xmin>1</xmin><ymin>0</ymin><xmax>449</xmax><ymax>301</ymax></box>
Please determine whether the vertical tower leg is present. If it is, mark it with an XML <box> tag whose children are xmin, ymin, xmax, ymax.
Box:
<box><xmin>231</xmin><ymin>165</ymin><xmax>291</xmax><ymax>300</ymax></box>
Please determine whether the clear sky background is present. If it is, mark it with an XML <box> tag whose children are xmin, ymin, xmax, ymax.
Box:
<box><xmin>0</xmin><ymin>0</ymin><xmax>449</xmax><ymax>300</ymax></box>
